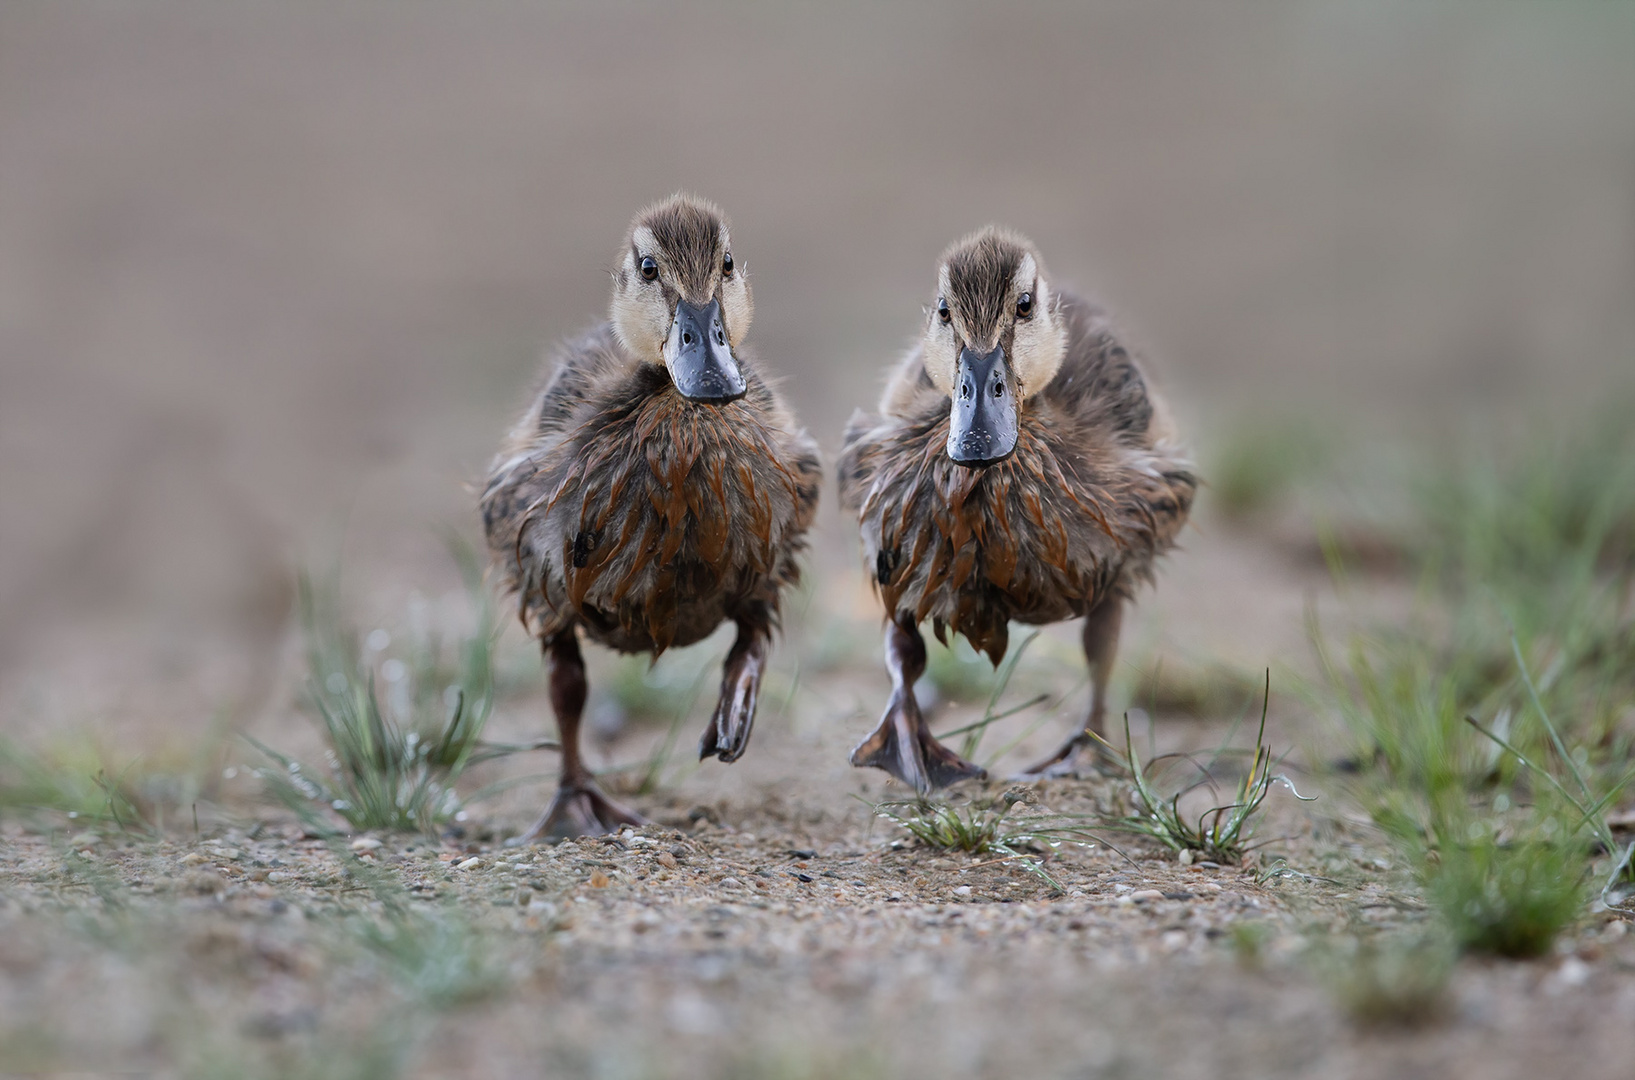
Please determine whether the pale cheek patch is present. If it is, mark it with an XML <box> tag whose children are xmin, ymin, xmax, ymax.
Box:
<box><xmin>722</xmin><ymin>276</ymin><xmax>752</xmax><ymax>347</ymax></box>
<box><xmin>612</xmin><ymin>291</ymin><xmax>672</xmax><ymax>364</ymax></box>
<box><xmin>924</xmin><ymin>268</ymin><xmax>961</xmax><ymax>395</ymax></box>
<box><xmin>1010</xmin><ymin>301</ymin><xmax>1066</xmax><ymax>398</ymax></box>
<box><xmin>921</xmin><ymin>328</ymin><xmax>959</xmax><ymax>396</ymax></box>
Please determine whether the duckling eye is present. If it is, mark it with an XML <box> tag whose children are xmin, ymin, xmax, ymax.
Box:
<box><xmin>1016</xmin><ymin>292</ymin><xmax>1034</xmax><ymax>318</ymax></box>
<box><xmin>722</xmin><ymin>252</ymin><xmax>734</xmax><ymax>277</ymax></box>
<box><xmin>937</xmin><ymin>297</ymin><xmax>950</xmax><ymax>324</ymax></box>
<box><xmin>639</xmin><ymin>256</ymin><xmax>658</xmax><ymax>282</ymax></box>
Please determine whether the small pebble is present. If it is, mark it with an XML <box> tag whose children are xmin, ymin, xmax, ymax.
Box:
<box><xmin>183</xmin><ymin>870</ymin><xmax>223</xmax><ymax>895</ymax></box>
<box><xmin>1553</xmin><ymin>956</ymin><xmax>1592</xmax><ymax>990</ymax></box>
<box><xmin>1130</xmin><ymin>889</ymin><xmax>1165</xmax><ymax>903</ymax></box>
<box><xmin>589</xmin><ymin>870</ymin><xmax>610</xmax><ymax>888</ymax></box>
<box><xmin>1178</xmin><ymin>849</ymin><xmax>1194</xmax><ymax>866</ymax></box>
<box><xmin>266</xmin><ymin>871</ymin><xmax>293</xmax><ymax>884</ymax></box>
<box><xmin>456</xmin><ymin>857</ymin><xmax>482</xmax><ymax>871</ymax></box>
<box><xmin>656</xmin><ymin>852</ymin><xmax>679</xmax><ymax>870</ymax></box>
<box><xmin>953</xmin><ymin>886</ymin><xmax>973</xmax><ymax>897</ymax></box>
<box><xmin>517</xmin><ymin>888</ymin><xmax>533</xmax><ymax>907</ymax></box>
<box><xmin>350</xmin><ymin>838</ymin><xmax>383</xmax><ymax>853</ymax></box>
<box><xmin>718</xmin><ymin>877</ymin><xmax>743</xmax><ymax>889</ymax></box>
<box><xmin>181</xmin><ymin>853</ymin><xmax>209</xmax><ymax>866</ymax></box>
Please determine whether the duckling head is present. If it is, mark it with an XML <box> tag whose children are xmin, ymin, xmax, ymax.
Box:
<box><xmin>923</xmin><ymin>227</ymin><xmax>1067</xmax><ymax>467</ymax></box>
<box><xmin>611</xmin><ymin>193</ymin><xmax>751</xmax><ymax>403</ymax></box>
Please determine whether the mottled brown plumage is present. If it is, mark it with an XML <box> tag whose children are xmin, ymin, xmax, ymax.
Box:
<box><xmin>839</xmin><ymin>228</ymin><xmax>1194</xmax><ymax>791</ymax></box>
<box><xmin>482</xmin><ymin>195</ymin><xmax>820</xmax><ymax>838</ymax></box>
<box><xmin>487</xmin><ymin>349</ymin><xmax>814</xmax><ymax>654</ymax></box>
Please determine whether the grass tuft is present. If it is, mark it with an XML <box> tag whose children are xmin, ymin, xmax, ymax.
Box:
<box><xmin>1464</xmin><ymin>637</ymin><xmax>1635</xmax><ymax>898</ymax></box>
<box><xmin>1322</xmin><ymin>633</ymin><xmax>1595</xmax><ymax>958</ymax></box>
<box><xmin>1321</xmin><ymin>406</ymin><xmax>1635</xmax><ymax>787</ymax></box>
<box><xmin>872</xmin><ymin>790</ymin><xmax>1116</xmax><ymax>891</ymax></box>
<box><xmin>875</xmin><ymin>791</ymin><xmax>1028</xmax><ymax>854</ymax></box>
<box><xmin>1424</xmin><ymin>822</ymin><xmax>1587</xmax><ymax>958</ymax></box>
<box><xmin>1316</xmin><ymin>934</ymin><xmax>1454</xmax><ymax>1029</ymax></box>
<box><xmin>1096</xmin><ymin>674</ymin><xmax>1314</xmax><ymax>864</ymax></box>
<box><xmin>0</xmin><ymin>738</ymin><xmax>151</xmax><ymax>831</ymax></box>
<box><xmin>253</xmin><ymin>544</ymin><xmax>500</xmax><ymax>835</ymax></box>
<box><xmin>1316</xmin><ymin>406</ymin><xmax>1635</xmax><ymax>955</ymax></box>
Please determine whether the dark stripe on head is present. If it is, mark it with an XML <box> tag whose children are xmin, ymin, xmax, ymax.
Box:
<box><xmin>942</xmin><ymin>228</ymin><xmax>1033</xmax><ymax>346</ymax></box>
<box><xmin>630</xmin><ymin>194</ymin><xmax>727</xmax><ymax>303</ymax></box>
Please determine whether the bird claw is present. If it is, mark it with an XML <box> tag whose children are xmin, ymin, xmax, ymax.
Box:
<box><xmin>514</xmin><ymin>780</ymin><xmax>646</xmax><ymax>843</ymax></box>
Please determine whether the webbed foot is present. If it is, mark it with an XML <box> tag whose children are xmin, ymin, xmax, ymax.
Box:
<box><xmin>698</xmin><ymin>663</ymin><xmax>760</xmax><ymax>763</ymax></box>
<box><xmin>698</xmin><ymin>614</ymin><xmax>769</xmax><ymax>763</ymax></box>
<box><xmin>1017</xmin><ymin>731</ymin><xmax>1119</xmax><ymax>780</ymax></box>
<box><xmin>851</xmin><ymin>695</ymin><xmax>987</xmax><ymax>794</ymax></box>
<box><xmin>515</xmin><ymin>780</ymin><xmax>647</xmax><ymax>843</ymax></box>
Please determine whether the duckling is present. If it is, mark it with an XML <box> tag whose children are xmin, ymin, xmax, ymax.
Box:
<box><xmin>481</xmin><ymin>195</ymin><xmax>821</xmax><ymax>839</ymax></box>
<box><xmin>838</xmin><ymin>228</ymin><xmax>1195</xmax><ymax>792</ymax></box>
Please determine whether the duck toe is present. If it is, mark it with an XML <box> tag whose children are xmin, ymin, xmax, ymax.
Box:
<box><xmin>698</xmin><ymin>661</ymin><xmax>762</xmax><ymax>763</ymax></box>
<box><xmin>514</xmin><ymin>781</ymin><xmax>647</xmax><ymax>843</ymax></box>
<box><xmin>851</xmin><ymin>699</ymin><xmax>986</xmax><ymax>794</ymax></box>
<box><xmin>1016</xmin><ymin>732</ymin><xmax>1120</xmax><ymax>781</ymax></box>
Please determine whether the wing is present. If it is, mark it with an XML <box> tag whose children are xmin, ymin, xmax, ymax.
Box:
<box><xmin>838</xmin><ymin>345</ymin><xmax>945</xmax><ymax>514</ymax></box>
<box><xmin>1041</xmin><ymin>292</ymin><xmax>1196</xmax><ymax>555</ymax></box>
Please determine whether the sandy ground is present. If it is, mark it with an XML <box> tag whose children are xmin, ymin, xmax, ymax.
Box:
<box><xmin>3</xmin><ymin>536</ymin><xmax>1635</xmax><ymax>1078</ymax></box>
<box><xmin>6</xmin><ymin>711</ymin><xmax>1635</xmax><ymax>1078</ymax></box>
<box><xmin>3</xmin><ymin>4</ymin><xmax>1635</xmax><ymax>1078</ymax></box>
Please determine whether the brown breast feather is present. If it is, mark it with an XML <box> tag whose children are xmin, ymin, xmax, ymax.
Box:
<box><xmin>513</xmin><ymin>389</ymin><xmax>805</xmax><ymax>654</ymax></box>
<box><xmin>858</xmin><ymin>411</ymin><xmax>1186</xmax><ymax>664</ymax></box>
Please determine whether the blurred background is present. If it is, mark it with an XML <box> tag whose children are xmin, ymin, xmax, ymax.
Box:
<box><xmin>1</xmin><ymin>2</ymin><xmax>1631</xmax><ymax>748</ymax></box>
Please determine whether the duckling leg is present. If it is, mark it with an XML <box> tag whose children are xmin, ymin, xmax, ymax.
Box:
<box><xmin>1020</xmin><ymin>598</ymin><xmax>1123</xmax><ymax>778</ymax></box>
<box><xmin>698</xmin><ymin>609</ymin><xmax>772</xmax><ymax>763</ymax></box>
<box><xmin>850</xmin><ymin>615</ymin><xmax>987</xmax><ymax>794</ymax></box>
<box><xmin>517</xmin><ymin>631</ymin><xmax>646</xmax><ymax>842</ymax></box>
